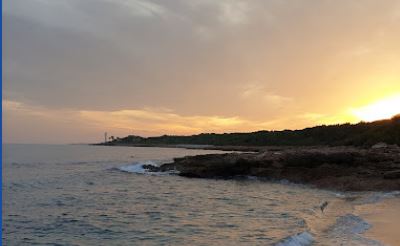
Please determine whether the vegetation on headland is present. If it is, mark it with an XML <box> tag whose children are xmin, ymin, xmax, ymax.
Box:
<box><xmin>101</xmin><ymin>115</ymin><xmax>400</xmax><ymax>147</ymax></box>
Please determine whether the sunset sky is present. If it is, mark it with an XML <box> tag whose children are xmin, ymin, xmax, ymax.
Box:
<box><xmin>3</xmin><ymin>0</ymin><xmax>400</xmax><ymax>144</ymax></box>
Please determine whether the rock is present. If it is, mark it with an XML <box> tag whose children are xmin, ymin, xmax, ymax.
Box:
<box><xmin>157</xmin><ymin>146</ymin><xmax>400</xmax><ymax>191</ymax></box>
<box><xmin>283</xmin><ymin>151</ymin><xmax>359</xmax><ymax>168</ymax></box>
<box><xmin>372</xmin><ymin>142</ymin><xmax>388</xmax><ymax>149</ymax></box>
<box><xmin>142</xmin><ymin>164</ymin><xmax>160</xmax><ymax>172</ymax></box>
<box><xmin>384</xmin><ymin>170</ymin><xmax>400</xmax><ymax>179</ymax></box>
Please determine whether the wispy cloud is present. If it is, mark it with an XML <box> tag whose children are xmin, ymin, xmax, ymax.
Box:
<box><xmin>109</xmin><ymin>0</ymin><xmax>166</xmax><ymax>17</ymax></box>
<box><xmin>3</xmin><ymin>100</ymin><xmax>280</xmax><ymax>143</ymax></box>
<box><xmin>241</xmin><ymin>82</ymin><xmax>292</xmax><ymax>106</ymax></box>
<box><xmin>218</xmin><ymin>0</ymin><xmax>249</xmax><ymax>25</ymax></box>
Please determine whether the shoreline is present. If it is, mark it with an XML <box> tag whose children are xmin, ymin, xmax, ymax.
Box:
<box><xmin>356</xmin><ymin>197</ymin><xmax>400</xmax><ymax>246</ymax></box>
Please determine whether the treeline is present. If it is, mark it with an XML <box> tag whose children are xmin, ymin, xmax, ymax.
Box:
<box><xmin>106</xmin><ymin>115</ymin><xmax>400</xmax><ymax>147</ymax></box>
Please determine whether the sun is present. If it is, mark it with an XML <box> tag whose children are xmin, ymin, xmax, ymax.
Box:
<box><xmin>352</xmin><ymin>94</ymin><xmax>400</xmax><ymax>122</ymax></box>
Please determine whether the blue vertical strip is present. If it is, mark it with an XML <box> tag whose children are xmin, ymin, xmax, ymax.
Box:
<box><xmin>1</xmin><ymin>0</ymin><xmax>3</xmax><ymax>243</ymax></box>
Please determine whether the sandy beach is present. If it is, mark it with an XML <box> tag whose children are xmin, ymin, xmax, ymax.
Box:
<box><xmin>356</xmin><ymin>197</ymin><xmax>400</xmax><ymax>246</ymax></box>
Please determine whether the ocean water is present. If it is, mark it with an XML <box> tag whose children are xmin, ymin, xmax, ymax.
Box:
<box><xmin>2</xmin><ymin>144</ymin><xmax>395</xmax><ymax>245</ymax></box>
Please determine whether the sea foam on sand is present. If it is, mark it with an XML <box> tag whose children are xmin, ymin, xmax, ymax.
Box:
<box><xmin>275</xmin><ymin>231</ymin><xmax>314</xmax><ymax>246</ymax></box>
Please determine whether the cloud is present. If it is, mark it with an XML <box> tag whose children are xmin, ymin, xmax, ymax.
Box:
<box><xmin>3</xmin><ymin>0</ymin><xmax>400</xmax><ymax>143</ymax></box>
<box><xmin>78</xmin><ymin>106</ymin><xmax>279</xmax><ymax>135</ymax></box>
<box><xmin>263</xmin><ymin>93</ymin><xmax>293</xmax><ymax>105</ymax></box>
<box><xmin>241</xmin><ymin>82</ymin><xmax>292</xmax><ymax>106</ymax></box>
<box><xmin>3</xmin><ymin>100</ymin><xmax>280</xmax><ymax>143</ymax></box>
<box><xmin>112</xmin><ymin>0</ymin><xmax>166</xmax><ymax>17</ymax></box>
<box><xmin>218</xmin><ymin>0</ymin><xmax>249</xmax><ymax>25</ymax></box>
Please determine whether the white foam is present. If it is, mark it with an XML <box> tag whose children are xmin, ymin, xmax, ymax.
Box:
<box><xmin>118</xmin><ymin>160</ymin><xmax>162</xmax><ymax>174</ymax></box>
<box><xmin>332</xmin><ymin>214</ymin><xmax>371</xmax><ymax>234</ymax></box>
<box><xmin>275</xmin><ymin>231</ymin><xmax>314</xmax><ymax>246</ymax></box>
<box><xmin>327</xmin><ymin>214</ymin><xmax>384</xmax><ymax>245</ymax></box>
<box><xmin>118</xmin><ymin>160</ymin><xmax>178</xmax><ymax>175</ymax></box>
<box><xmin>119</xmin><ymin>163</ymin><xmax>147</xmax><ymax>174</ymax></box>
<box><xmin>359</xmin><ymin>191</ymin><xmax>400</xmax><ymax>204</ymax></box>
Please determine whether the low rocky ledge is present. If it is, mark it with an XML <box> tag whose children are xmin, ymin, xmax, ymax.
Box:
<box><xmin>145</xmin><ymin>146</ymin><xmax>400</xmax><ymax>191</ymax></box>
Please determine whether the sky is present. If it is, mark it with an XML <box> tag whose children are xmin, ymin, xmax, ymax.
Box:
<box><xmin>3</xmin><ymin>0</ymin><xmax>400</xmax><ymax>144</ymax></box>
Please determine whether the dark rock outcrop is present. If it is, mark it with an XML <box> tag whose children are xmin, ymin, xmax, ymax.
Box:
<box><xmin>144</xmin><ymin>146</ymin><xmax>400</xmax><ymax>191</ymax></box>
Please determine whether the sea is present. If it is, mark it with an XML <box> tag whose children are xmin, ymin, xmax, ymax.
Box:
<box><xmin>2</xmin><ymin>144</ymin><xmax>399</xmax><ymax>245</ymax></box>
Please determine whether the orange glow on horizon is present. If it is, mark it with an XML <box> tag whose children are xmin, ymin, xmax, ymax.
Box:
<box><xmin>351</xmin><ymin>94</ymin><xmax>400</xmax><ymax>122</ymax></box>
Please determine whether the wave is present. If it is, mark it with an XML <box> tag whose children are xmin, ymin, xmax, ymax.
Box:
<box><xmin>117</xmin><ymin>160</ymin><xmax>177</xmax><ymax>175</ymax></box>
<box><xmin>355</xmin><ymin>191</ymin><xmax>400</xmax><ymax>205</ymax></box>
<box><xmin>330</xmin><ymin>214</ymin><xmax>371</xmax><ymax>235</ymax></box>
<box><xmin>295</xmin><ymin>192</ymin><xmax>393</xmax><ymax>246</ymax></box>
<box><xmin>294</xmin><ymin>213</ymin><xmax>382</xmax><ymax>245</ymax></box>
<box><xmin>326</xmin><ymin>214</ymin><xmax>384</xmax><ymax>245</ymax></box>
<box><xmin>275</xmin><ymin>231</ymin><xmax>314</xmax><ymax>246</ymax></box>
<box><xmin>119</xmin><ymin>163</ymin><xmax>148</xmax><ymax>174</ymax></box>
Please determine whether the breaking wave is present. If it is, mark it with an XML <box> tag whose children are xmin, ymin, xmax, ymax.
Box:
<box><xmin>275</xmin><ymin>231</ymin><xmax>314</xmax><ymax>246</ymax></box>
<box><xmin>117</xmin><ymin>160</ymin><xmax>177</xmax><ymax>175</ymax></box>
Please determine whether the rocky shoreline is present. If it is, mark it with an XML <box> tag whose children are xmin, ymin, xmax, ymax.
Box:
<box><xmin>144</xmin><ymin>145</ymin><xmax>400</xmax><ymax>191</ymax></box>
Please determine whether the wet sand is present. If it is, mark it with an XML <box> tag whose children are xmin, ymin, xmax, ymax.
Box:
<box><xmin>355</xmin><ymin>198</ymin><xmax>400</xmax><ymax>246</ymax></box>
